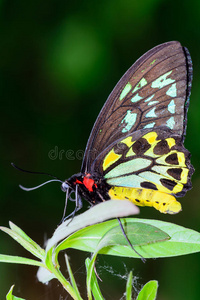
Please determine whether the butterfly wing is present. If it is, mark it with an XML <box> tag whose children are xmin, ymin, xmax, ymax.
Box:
<box><xmin>81</xmin><ymin>41</ymin><xmax>192</xmax><ymax>173</ymax></box>
<box><xmin>89</xmin><ymin>128</ymin><xmax>194</xmax><ymax>213</ymax></box>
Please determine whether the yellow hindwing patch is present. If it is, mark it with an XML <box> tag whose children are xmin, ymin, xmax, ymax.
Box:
<box><xmin>103</xmin><ymin>136</ymin><xmax>134</xmax><ymax>171</ymax></box>
<box><xmin>103</xmin><ymin>149</ymin><xmax>122</xmax><ymax>171</ymax></box>
<box><xmin>103</xmin><ymin>130</ymin><xmax>193</xmax><ymax>214</ymax></box>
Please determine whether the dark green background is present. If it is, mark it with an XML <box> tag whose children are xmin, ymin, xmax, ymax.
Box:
<box><xmin>1</xmin><ymin>0</ymin><xmax>200</xmax><ymax>299</ymax></box>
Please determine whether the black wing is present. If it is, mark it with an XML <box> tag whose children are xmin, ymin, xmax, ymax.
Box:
<box><xmin>81</xmin><ymin>41</ymin><xmax>192</xmax><ymax>173</ymax></box>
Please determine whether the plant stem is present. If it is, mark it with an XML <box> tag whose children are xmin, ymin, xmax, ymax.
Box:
<box><xmin>52</xmin><ymin>265</ymin><xmax>83</xmax><ymax>300</ymax></box>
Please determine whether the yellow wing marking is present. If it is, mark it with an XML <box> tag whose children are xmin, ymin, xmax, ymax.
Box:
<box><xmin>103</xmin><ymin>136</ymin><xmax>134</xmax><ymax>171</ymax></box>
<box><xmin>156</xmin><ymin>151</ymin><xmax>186</xmax><ymax>167</ymax></box>
<box><xmin>166</xmin><ymin>137</ymin><xmax>176</xmax><ymax>148</ymax></box>
<box><xmin>180</xmin><ymin>168</ymin><xmax>189</xmax><ymax>184</ymax></box>
<box><xmin>109</xmin><ymin>186</ymin><xmax>181</xmax><ymax>214</ymax></box>
<box><xmin>143</xmin><ymin>132</ymin><xmax>158</xmax><ymax>144</ymax></box>
<box><xmin>121</xmin><ymin>136</ymin><xmax>134</xmax><ymax>147</ymax></box>
<box><xmin>151</xmin><ymin>165</ymin><xmax>189</xmax><ymax>185</ymax></box>
<box><xmin>126</xmin><ymin>147</ymin><xmax>136</xmax><ymax>157</ymax></box>
<box><xmin>177</xmin><ymin>152</ymin><xmax>185</xmax><ymax>165</ymax></box>
<box><xmin>103</xmin><ymin>149</ymin><xmax>122</xmax><ymax>171</ymax></box>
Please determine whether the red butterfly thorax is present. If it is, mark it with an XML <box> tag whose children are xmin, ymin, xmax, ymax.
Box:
<box><xmin>75</xmin><ymin>173</ymin><xmax>97</xmax><ymax>192</ymax></box>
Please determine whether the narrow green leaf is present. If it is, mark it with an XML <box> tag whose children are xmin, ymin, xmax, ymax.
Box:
<box><xmin>0</xmin><ymin>254</ymin><xmax>44</xmax><ymax>267</ymax></box>
<box><xmin>126</xmin><ymin>271</ymin><xmax>133</xmax><ymax>300</ymax></box>
<box><xmin>136</xmin><ymin>280</ymin><xmax>158</xmax><ymax>300</ymax></box>
<box><xmin>85</xmin><ymin>258</ymin><xmax>104</xmax><ymax>300</ymax></box>
<box><xmin>0</xmin><ymin>226</ymin><xmax>44</xmax><ymax>260</ymax></box>
<box><xmin>64</xmin><ymin>254</ymin><xmax>82</xmax><ymax>300</ymax></box>
<box><xmin>6</xmin><ymin>285</ymin><xmax>25</xmax><ymax>300</ymax></box>
<box><xmin>86</xmin><ymin>254</ymin><xmax>97</xmax><ymax>300</ymax></box>
<box><xmin>9</xmin><ymin>222</ymin><xmax>45</xmax><ymax>256</ymax></box>
<box><xmin>45</xmin><ymin>245</ymin><xmax>54</xmax><ymax>269</ymax></box>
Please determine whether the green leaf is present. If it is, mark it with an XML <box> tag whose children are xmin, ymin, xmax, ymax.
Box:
<box><xmin>9</xmin><ymin>222</ymin><xmax>45</xmax><ymax>257</ymax></box>
<box><xmin>93</xmin><ymin>222</ymin><xmax>169</xmax><ymax>250</ymax></box>
<box><xmin>6</xmin><ymin>285</ymin><xmax>25</xmax><ymax>300</ymax></box>
<box><xmin>0</xmin><ymin>223</ymin><xmax>45</xmax><ymax>260</ymax></box>
<box><xmin>127</xmin><ymin>218</ymin><xmax>200</xmax><ymax>258</ymax></box>
<box><xmin>0</xmin><ymin>254</ymin><xmax>44</xmax><ymax>267</ymax></box>
<box><xmin>55</xmin><ymin>219</ymin><xmax>169</xmax><ymax>258</ymax></box>
<box><xmin>126</xmin><ymin>271</ymin><xmax>133</xmax><ymax>300</ymax></box>
<box><xmin>136</xmin><ymin>280</ymin><xmax>158</xmax><ymax>300</ymax></box>
<box><xmin>85</xmin><ymin>258</ymin><xmax>104</xmax><ymax>300</ymax></box>
<box><xmin>55</xmin><ymin>218</ymin><xmax>200</xmax><ymax>259</ymax></box>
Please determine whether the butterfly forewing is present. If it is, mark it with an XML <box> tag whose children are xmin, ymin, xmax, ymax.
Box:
<box><xmin>82</xmin><ymin>41</ymin><xmax>192</xmax><ymax>172</ymax></box>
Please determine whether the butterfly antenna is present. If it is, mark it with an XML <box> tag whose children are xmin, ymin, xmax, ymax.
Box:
<box><xmin>19</xmin><ymin>179</ymin><xmax>63</xmax><ymax>191</ymax></box>
<box><xmin>11</xmin><ymin>162</ymin><xmax>62</xmax><ymax>180</ymax></box>
<box><xmin>117</xmin><ymin>218</ymin><xmax>146</xmax><ymax>263</ymax></box>
<box><xmin>11</xmin><ymin>162</ymin><xmax>63</xmax><ymax>191</ymax></box>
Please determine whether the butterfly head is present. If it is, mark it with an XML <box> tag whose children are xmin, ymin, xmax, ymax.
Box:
<box><xmin>61</xmin><ymin>181</ymin><xmax>70</xmax><ymax>193</ymax></box>
<box><xmin>61</xmin><ymin>177</ymin><xmax>78</xmax><ymax>204</ymax></box>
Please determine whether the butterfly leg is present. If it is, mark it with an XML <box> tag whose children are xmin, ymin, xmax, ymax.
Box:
<box><xmin>117</xmin><ymin>218</ymin><xmax>146</xmax><ymax>263</ymax></box>
<box><xmin>60</xmin><ymin>187</ymin><xmax>70</xmax><ymax>223</ymax></box>
<box><xmin>62</xmin><ymin>185</ymin><xmax>83</xmax><ymax>223</ymax></box>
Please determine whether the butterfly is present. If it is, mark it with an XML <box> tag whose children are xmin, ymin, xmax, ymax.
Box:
<box><xmin>62</xmin><ymin>41</ymin><xmax>194</xmax><ymax>216</ymax></box>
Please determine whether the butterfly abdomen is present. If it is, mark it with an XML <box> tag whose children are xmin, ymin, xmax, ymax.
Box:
<box><xmin>108</xmin><ymin>186</ymin><xmax>182</xmax><ymax>214</ymax></box>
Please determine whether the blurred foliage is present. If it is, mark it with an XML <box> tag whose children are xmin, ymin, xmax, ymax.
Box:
<box><xmin>1</xmin><ymin>0</ymin><xmax>200</xmax><ymax>299</ymax></box>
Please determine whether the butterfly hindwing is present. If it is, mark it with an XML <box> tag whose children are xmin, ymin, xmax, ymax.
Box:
<box><xmin>89</xmin><ymin>128</ymin><xmax>194</xmax><ymax>214</ymax></box>
<box><xmin>82</xmin><ymin>41</ymin><xmax>192</xmax><ymax>172</ymax></box>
